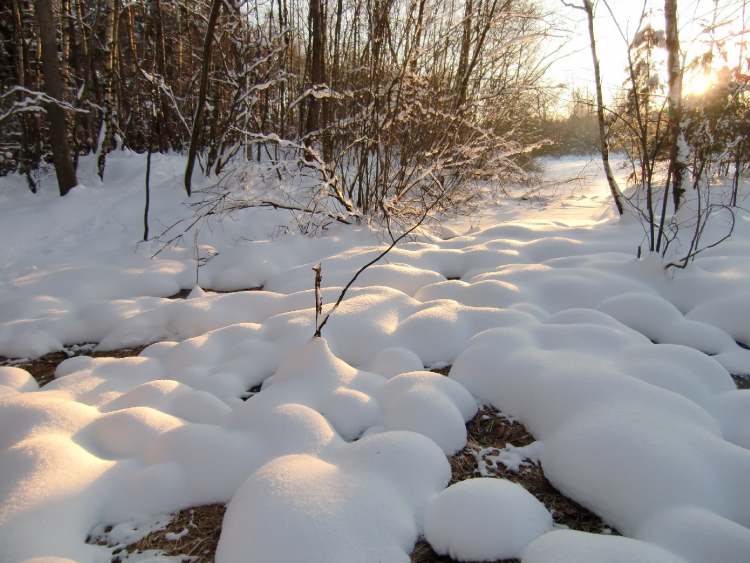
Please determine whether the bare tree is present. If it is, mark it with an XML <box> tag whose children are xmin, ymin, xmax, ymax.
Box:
<box><xmin>303</xmin><ymin>0</ymin><xmax>327</xmax><ymax>141</ymax></box>
<box><xmin>97</xmin><ymin>0</ymin><xmax>120</xmax><ymax>180</ymax></box>
<box><xmin>664</xmin><ymin>0</ymin><xmax>685</xmax><ymax>211</ymax></box>
<box><xmin>35</xmin><ymin>0</ymin><xmax>78</xmax><ymax>195</ymax></box>
<box><xmin>5</xmin><ymin>0</ymin><xmax>552</xmax><ymax>212</ymax></box>
<box><xmin>184</xmin><ymin>0</ymin><xmax>223</xmax><ymax>197</ymax></box>
<box><xmin>563</xmin><ymin>0</ymin><xmax>624</xmax><ymax>215</ymax></box>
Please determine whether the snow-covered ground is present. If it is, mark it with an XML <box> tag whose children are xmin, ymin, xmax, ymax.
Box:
<box><xmin>1</xmin><ymin>152</ymin><xmax>749</xmax><ymax>563</ymax></box>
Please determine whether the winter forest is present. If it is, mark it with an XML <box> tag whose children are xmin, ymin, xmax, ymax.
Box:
<box><xmin>1</xmin><ymin>0</ymin><xmax>750</xmax><ymax>561</ymax></box>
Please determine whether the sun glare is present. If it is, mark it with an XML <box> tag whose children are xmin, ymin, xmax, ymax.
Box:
<box><xmin>683</xmin><ymin>71</ymin><xmax>716</xmax><ymax>96</ymax></box>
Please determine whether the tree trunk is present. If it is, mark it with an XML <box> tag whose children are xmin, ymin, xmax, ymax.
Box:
<box><xmin>97</xmin><ymin>0</ymin><xmax>120</xmax><ymax>179</ymax></box>
<box><xmin>35</xmin><ymin>0</ymin><xmax>78</xmax><ymax>195</ymax></box>
<box><xmin>304</xmin><ymin>0</ymin><xmax>328</xmax><ymax>148</ymax></box>
<box><xmin>583</xmin><ymin>0</ymin><xmax>624</xmax><ymax>216</ymax></box>
<box><xmin>664</xmin><ymin>0</ymin><xmax>685</xmax><ymax>211</ymax></box>
<box><xmin>151</xmin><ymin>0</ymin><xmax>170</xmax><ymax>150</ymax></box>
<box><xmin>454</xmin><ymin>0</ymin><xmax>473</xmax><ymax>104</ymax></box>
<box><xmin>184</xmin><ymin>0</ymin><xmax>222</xmax><ymax>197</ymax></box>
<box><xmin>75</xmin><ymin>0</ymin><xmax>97</xmax><ymax>152</ymax></box>
<box><xmin>453</xmin><ymin>0</ymin><xmax>507</xmax><ymax>111</ymax></box>
<box><xmin>333</xmin><ymin>0</ymin><xmax>344</xmax><ymax>82</ymax></box>
<box><xmin>12</xmin><ymin>0</ymin><xmax>40</xmax><ymax>191</ymax></box>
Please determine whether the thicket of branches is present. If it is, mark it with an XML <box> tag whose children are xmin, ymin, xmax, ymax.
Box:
<box><xmin>534</xmin><ymin>89</ymin><xmax>600</xmax><ymax>155</ymax></box>
<box><xmin>555</xmin><ymin>0</ymin><xmax>748</xmax><ymax>268</ymax></box>
<box><xmin>1</xmin><ymin>0</ymin><xmax>556</xmax><ymax>223</ymax></box>
<box><xmin>598</xmin><ymin>1</ymin><xmax>749</xmax><ymax>262</ymax></box>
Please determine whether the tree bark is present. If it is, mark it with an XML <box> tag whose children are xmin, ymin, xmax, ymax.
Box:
<box><xmin>304</xmin><ymin>0</ymin><xmax>327</xmax><ymax>143</ymax></box>
<box><xmin>12</xmin><ymin>0</ymin><xmax>40</xmax><ymax>191</ymax></box>
<box><xmin>664</xmin><ymin>0</ymin><xmax>685</xmax><ymax>211</ymax></box>
<box><xmin>150</xmin><ymin>0</ymin><xmax>170</xmax><ymax>151</ymax></box>
<box><xmin>454</xmin><ymin>0</ymin><xmax>473</xmax><ymax>104</ymax></box>
<box><xmin>184</xmin><ymin>0</ymin><xmax>223</xmax><ymax>197</ymax></box>
<box><xmin>35</xmin><ymin>0</ymin><xmax>78</xmax><ymax>195</ymax></box>
<box><xmin>453</xmin><ymin>0</ymin><xmax>508</xmax><ymax>111</ymax></box>
<box><xmin>97</xmin><ymin>0</ymin><xmax>120</xmax><ymax>179</ymax></box>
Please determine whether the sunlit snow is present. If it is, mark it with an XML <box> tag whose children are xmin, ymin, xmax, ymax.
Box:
<box><xmin>0</xmin><ymin>152</ymin><xmax>749</xmax><ymax>563</ymax></box>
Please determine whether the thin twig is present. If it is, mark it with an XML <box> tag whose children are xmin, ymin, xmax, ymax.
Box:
<box><xmin>314</xmin><ymin>194</ymin><xmax>443</xmax><ymax>337</ymax></box>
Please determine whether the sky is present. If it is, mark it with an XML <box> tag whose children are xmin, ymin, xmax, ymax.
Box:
<box><xmin>544</xmin><ymin>0</ymin><xmax>749</xmax><ymax>108</ymax></box>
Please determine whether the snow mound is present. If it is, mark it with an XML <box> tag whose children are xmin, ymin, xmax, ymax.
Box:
<box><xmin>216</xmin><ymin>431</ymin><xmax>450</xmax><ymax>563</ymax></box>
<box><xmin>379</xmin><ymin>371</ymin><xmax>477</xmax><ymax>454</ymax></box>
<box><xmin>451</xmin><ymin>320</ymin><xmax>750</xmax><ymax>562</ymax></box>
<box><xmin>635</xmin><ymin>506</ymin><xmax>750</xmax><ymax>563</ymax></box>
<box><xmin>0</xmin><ymin>338</ymin><xmax>472</xmax><ymax>561</ymax></box>
<box><xmin>712</xmin><ymin>390</ymin><xmax>750</xmax><ymax>449</ymax></box>
<box><xmin>687</xmin><ymin>291</ymin><xmax>750</xmax><ymax>347</ymax></box>
<box><xmin>0</xmin><ymin>154</ymin><xmax>748</xmax><ymax>562</ymax></box>
<box><xmin>0</xmin><ymin>366</ymin><xmax>38</xmax><ymax>393</ymax></box>
<box><xmin>363</xmin><ymin>346</ymin><xmax>424</xmax><ymax>378</ymax></box>
<box><xmin>522</xmin><ymin>530</ymin><xmax>687</xmax><ymax>563</ymax></box>
<box><xmin>599</xmin><ymin>292</ymin><xmax>734</xmax><ymax>353</ymax></box>
<box><xmin>424</xmin><ymin>478</ymin><xmax>552</xmax><ymax>561</ymax></box>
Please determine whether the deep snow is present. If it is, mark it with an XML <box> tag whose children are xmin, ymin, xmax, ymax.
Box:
<box><xmin>0</xmin><ymin>152</ymin><xmax>749</xmax><ymax>562</ymax></box>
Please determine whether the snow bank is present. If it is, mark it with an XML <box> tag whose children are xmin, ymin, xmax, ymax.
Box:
<box><xmin>1</xmin><ymin>154</ymin><xmax>748</xmax><ymax>562</ymax></box>
<box><xmin>217</xmin><ymin>432</ymin><xmax>450</xmax><ymax>563</ymax></box>
<box><xmin>0</xmin><ymin>338</ymin><xmax>469</xmax><ymax>561</ymax></box>
<box><xmin>522</xmin><ymin>530</ymin><xmax>687</xmax><ymax>563</ymax></box>
<box><xmin>4</xmin><ymin>182</ymin><xmax>750</xmax><ymax>378</ymax></box>
<box><xmin>451</xmin><ymin>319</ymin><xmax>750</xmax><ymax>562</ymax></box>
<box><xmin>0</xmin><ymin>366</ymin><xmax>38</xmax><ymax>394</ymax></box>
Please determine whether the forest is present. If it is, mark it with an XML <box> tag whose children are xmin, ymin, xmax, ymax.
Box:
<box><xmin>1</xmin><ymin>1</ymin><xmax>750</xmax><ymax>563</ymax></box>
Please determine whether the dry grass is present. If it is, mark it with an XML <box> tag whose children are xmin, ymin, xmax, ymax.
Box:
<box><xmin>451</xmin><ymin>406</ymin><xmax>614</xmax><ymax>534</ymax></box>
<box><xmin>728</xmin><ymin>341</ymin><xmax>749</xmax><ymax>388</ymax></box>
<box><xmin>410</xmin><ymin>405</ymin><xmax>615</xmax><ymax>563</ymax></box>
<box><xmin>0</xmin><ymin>287</ymin><xmax>268</xmax><ymax>388</ymax></box>
<box><xmin>90</xmin><ymin>504</ymin><xmax>226</xmax><ymax>563</ymax></box>
<box><xmin>168</xmin><ymin>286</ymin><xmax>264</xmax><ymax>299</ymax></box>
<box><xmin>0</xmin><ymin>344</ymin><xmax>148</xmax><ymax>388</ymax></box>
<box><xmin>411</xmin><ymin>540</ymin><xmax>520</xmax><ymax>563</ymax></box>
<box><xmin>167</xmin><ymin>288</ymin><xmax>194</xmax><ymax>299</ymax></box>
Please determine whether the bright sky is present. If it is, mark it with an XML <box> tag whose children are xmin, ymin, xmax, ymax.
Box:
<box><xmin>544</xmin><ymin>0</ymin><xmax>749</xmax><ymax>108</ymax></box>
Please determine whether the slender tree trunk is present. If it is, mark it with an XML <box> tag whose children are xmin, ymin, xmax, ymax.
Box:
<box><xmin>455</xmin><ymin>0</ymin><xmax>473</xmax><ymax>103</ymax></box>
<box><xmin>454</xmin><ymin>0</ymin><xmax>506</xmax><ymax>111</ymax></box>
<box><xmin>144</xmin><ymin>138</ymin><xmax>152</xmax><ymax>241</ymax></box>
<box><xmin>583</xmin><ymin>0</ymin><xmax>624</xmax><ymax>216</ymax></box>
<box><xmin>304</xmin><ymin>0</ymin><xmax>328</xmax><ymax>148</ymax></box>
<box><xmin>12</xmin><ymin>0</ymin><xmax>39</xmax><ymax>191</ymax></box>
<box><xmin>60</xmin><ymin>0</ymin><xmax>71</xmax><ymax>88</ymax></box>
<box><xmin>408</xmin><ymin>0</ymin><xmax>426</xmax><ymax>72</ymax></box>
<box><xmin>35</xmin><ymin>0</ymin><xmax>78</xmax><ymax>195</ymax></box>
<box><xmin>97</xmin><ymin>0</ymin><xmax>120</xmax><ymax>179</ymax></box>
<box><xmin>125</xmin><ymin>4</ymin><xmax>143</xmax><ymax>144</ymax></box>
<box><xmin>333</xmin><ymin>0</ymin><xmax>343</xmax><ymax>83</ymax></box>
<box><xmin>150</xmin><ymin>0</ymin><xmax>170</xmax><ymax>151</ymax></box>
<box><xmin>731</xmin><ymin>142</ymin><xmax>742</xmax><ymax>207</ymax></box>
<box><xmin>64</xmin><ymin>0</ymin><xmax>82</xmax><ymax>164</ymax></box>
<box><xmin>665</xmin><ymin>0</ymin><xmax>685</xmax><ymax>211</ymax></box>
<box><xmin>75</xmin><ymin>0</ymin><xmax>97</xmax><ymax>152</ymax></box>
<box><xmin>184</xmin><ymin>0</ymin><xmax>223</xmax><ymax>197</ymax></box>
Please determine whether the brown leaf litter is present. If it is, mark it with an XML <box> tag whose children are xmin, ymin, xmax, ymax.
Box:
<box><xmin>89</xmin><ymin>504</ymin><xmax>226</xmax><ymax>563</ymax></box>
<box><xmin>0</xmin><ymin>344</ymin><xmax>148</xmax><ymax>387</ymax></box>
